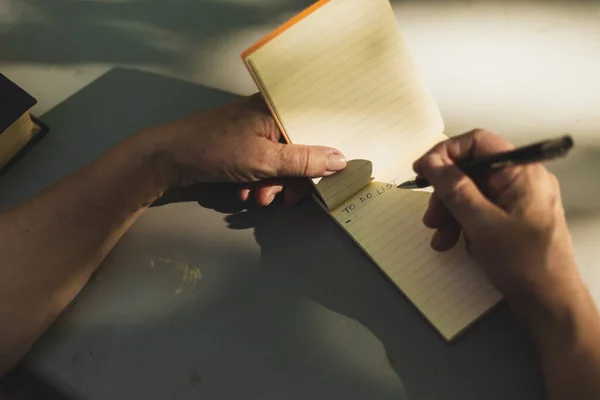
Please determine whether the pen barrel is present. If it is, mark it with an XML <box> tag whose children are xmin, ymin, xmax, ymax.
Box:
<box><xmin>455</xmin><ymin>135</ymin><xmax>573</xmax><ymax>174</ymax></box>
<box><xmin>415</xmin><ymin>177</ymin><xmax>429</xmax><ymax>188</ymax></box>
<box><xmin>399</xmin><ymin>135</ymin><xmax>573</xmax><ymax>190</ymax></box>
<box><xmin>455</xmin><ymin>145</ymin><xmax>540</xmax><ymax>171</ymax></box>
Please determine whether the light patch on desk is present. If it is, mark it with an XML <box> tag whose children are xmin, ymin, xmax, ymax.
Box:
<box><xmin>155</xmin><ymin>257</ymin><xmax>203</xmax><ymax>295</ymax></box>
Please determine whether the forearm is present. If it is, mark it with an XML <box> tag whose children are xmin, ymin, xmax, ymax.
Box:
<box><xmin>0</xmin><ymin>131</ymin><xmax>170</xmax><ymax>374</ymax></box>
<box><xmin>510</xmin><ymin>275</ymin><xmax>600</xmax><ymax>400</ymax></box>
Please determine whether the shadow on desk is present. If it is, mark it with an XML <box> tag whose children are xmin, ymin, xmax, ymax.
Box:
<box><xmin>234</xmin><ymin>202</ymin><xmax>546</xmax><ymax>400</ymax></box>
<box><xmin>0</xmin><ymin>0</ymin><xmax>314</xmax><ymax>66</ymax></box>
<box><xmin>5</xmin><ymin>67</ymin><xmax>552</xmax><ymax>400</ymax></box>
<box><xmin>144</xmin><ymin>185</ymin><xmax>548</xmax><ymax>400</ymax></box>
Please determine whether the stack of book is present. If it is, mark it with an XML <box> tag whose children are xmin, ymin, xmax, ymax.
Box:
<box><xmin>0</xmin><ymin>73</ymin><xmax>48</xmax><ymax>176</ymax></box>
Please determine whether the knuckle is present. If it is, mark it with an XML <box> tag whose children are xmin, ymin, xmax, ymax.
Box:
<box><xmin>427</xmin><ymin>142</ymin><xmax>446</xmax><ymax>157</ymax></box>
<box><xmin>546</xmin><ymin>172</ymin><xmax>564</xmax><ymax>206</ymax></box>
<box><xmin>470</xmin><ymin>128</ymin><xmax>492</xmax><ymax>142</ymax></box>
<box><xmin>548</xmin><ymin>172</ymin><xmax>560</xmax><ymax>189</ymax></box>
<box><xmin>276</xmin><ymin>145</ymin><xmax>312</xmax><ymax>177</ymax></box>
<box><xmin>253</xmin><ymin>147</ymin><xmax>277</xmax><ymax>178</ymax></box>
<box><xmin>443</xmin><ymin>176</ymin><xmax>471</xmax><ymax>205</ymax></box>
<box><xmin>531</xmin><ymin>165</ymin><xmax>559</xmax><ymax>191</ymax></box>
<box><xmin>300</xmin><ymin>146</ymin><xmax>313</xmax><ymax>176</ymax></box>
<box><xmin>261</xmin><ymin>114</ymin><xmax>278</xmax><ymax>136</ymax></box>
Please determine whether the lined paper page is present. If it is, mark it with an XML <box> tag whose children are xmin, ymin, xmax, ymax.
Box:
<box><xmin>332</xmin><ymin>184</ymin><xmax>502</xmax><ymax>340</ymax></box>
<box><xmin>246</xmin><ymin>0</ymin><xmax>444</xmax><ymax>186</ymax></box>
<box><xmin>316</xmin><ymin>159</ymin><xmax>373</xmax><ymax>210</ymax></box>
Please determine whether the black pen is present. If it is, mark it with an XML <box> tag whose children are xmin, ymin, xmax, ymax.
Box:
<box><xmin>397</xmin><ymin>135</ymin><xmax>574</xmax><ymax>189</ymax></box>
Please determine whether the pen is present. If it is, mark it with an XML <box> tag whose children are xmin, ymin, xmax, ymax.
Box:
<box><xmin>397</xmin><ymin>135</ymin><xmax>574</xmax><ymax>189</ymax></box>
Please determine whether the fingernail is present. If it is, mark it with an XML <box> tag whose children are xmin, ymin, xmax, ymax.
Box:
<box><xmin>431</xmin><ymin>231</ymin><xmax>447</xmax><ymax>252</ymax></box>
<box><xmin>240</xmin><ymin>189</ymin><xmax>250</xmax><ymax>202</ymax></box>
<box><xmin>265</xmin><ymin>194</ymin><xmax>275</xmax><ymax>206</ymax></box>
<box><xmin>326</xmin><ymin>152</ymin><xmax>347</xmax><ymax>173</ymax></box>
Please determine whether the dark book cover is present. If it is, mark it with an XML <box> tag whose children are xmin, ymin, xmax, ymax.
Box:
<box><xmin>0</xmin><ymin>73</ymin><xmax>37</xmax><ymax>133</ymax></box>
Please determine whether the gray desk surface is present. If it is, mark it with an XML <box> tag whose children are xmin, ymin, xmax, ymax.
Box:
<box><xmin>1</xmin><ymin>1</ymin><xmax>600</xmax><ymax>400</ymax></box>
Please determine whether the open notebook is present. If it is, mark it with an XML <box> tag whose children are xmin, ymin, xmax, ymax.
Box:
<box><xmin>242</xmin><ymin>0</ymin><xmax>501</xmax><ymax>341</ymax></box>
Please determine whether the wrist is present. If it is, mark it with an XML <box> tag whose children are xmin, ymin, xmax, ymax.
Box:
<box><xmin>128</xmin><ymin>128</ymin><xmax>176</xmax><ymax>191</ymax></box>
<box><xmin>507</xmin><ymin>267</ymin><xmax>591</xmax><ymax>338</ymax></box>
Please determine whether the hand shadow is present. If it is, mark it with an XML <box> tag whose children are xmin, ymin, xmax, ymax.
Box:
<box><xmin>222</xmin><ymin>198</ymin><xmax>545</xmax><ymax>400</ymax></box>
<box><xmin>151</xmin><ymin>182</ymin><xmax>248</xmax><ymax>214</ymax></box>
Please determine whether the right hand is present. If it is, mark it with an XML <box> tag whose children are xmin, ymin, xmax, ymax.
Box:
<box><xmin>413</xmin><ymin>129</ymin><xmax>582</xmax><ymax>306</ymax></box>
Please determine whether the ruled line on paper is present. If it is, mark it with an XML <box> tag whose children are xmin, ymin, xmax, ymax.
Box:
<box><xmin>277</xmin><ymin>23</ymin><xmax>401</xmax><ymax>109</ymax></box>
<box><xmin>256</xmin><ymin>0</ymin><xmax>372</xmax><ymax>79</ymax></box>
<box><xmin>318</xmin><ymin>161</ymin><xmax>372</xmax><ymax>191</ymax></box>
<box><xmin>269</xmin><ymin>17</ymin><xmax>397</xmax><ymax>91</ymax></box>
<box><xmin>258</xmin><ymin>1</ymin><xmax>393</xmax><ymax>85</ymax></box>
<box><xmin>318</xmin><ymin>160</ymin><xmax>373</xmax><ymax>209</ymax></box>
<box><xmin>281</xmin><ymin>45</ymin><xmax>408</xmax><ymax>126</ymax></box>
<box><xmin>277</xmin><ymin>31</ymin><xmax>407</xmax><ymax>113</ymax></box>
<box><xmin>332</xmin><ymin>185</ymin><xmax>499</xmax><ymax>339</ymax></box>
<box><xmin>290</xmin><ymin>55</ymin><xmax>417</xmax><ymax>134</ymax></box>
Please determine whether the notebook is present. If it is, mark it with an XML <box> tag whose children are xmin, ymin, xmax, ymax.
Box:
<box><xmin>241</xmin><ymin>0</ymin><xmax>501</xmax><ymax>341</ymax></box>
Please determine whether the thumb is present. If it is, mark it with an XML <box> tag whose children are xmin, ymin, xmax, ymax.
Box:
<box><xmin>422</xmin><ymin>153</ymin><xmax>504</xmax><ymax>232</ymax></box>
<box><xmin>271</xmin><ymin>143</ymin><xmax>347</xmax><ymax>178</ymax></box>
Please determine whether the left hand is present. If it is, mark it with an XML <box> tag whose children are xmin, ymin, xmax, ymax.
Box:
<box><xmin>143</xmin><ymin>94</ymin><xmax>347</xmax><ymax>206</ymax></box>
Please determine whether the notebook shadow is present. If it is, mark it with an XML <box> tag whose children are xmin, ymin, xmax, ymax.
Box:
<box><xmin>221</xmin><ymin>189</ymin><xmax>546</xmax><ymax>400</ymax></box>
<box><xmin>151</xmin><ymin>183</ymin><xmax>248</xmax><ymax>214</ymax></box>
